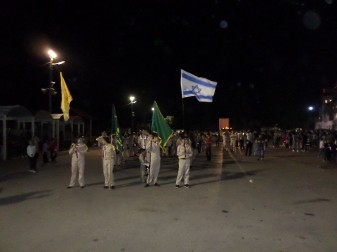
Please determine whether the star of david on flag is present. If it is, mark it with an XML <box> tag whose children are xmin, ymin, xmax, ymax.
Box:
<box><xmin>180</xmin><ymin>69</ymin><xmax>217</xmax><ymax>102</ymax></box>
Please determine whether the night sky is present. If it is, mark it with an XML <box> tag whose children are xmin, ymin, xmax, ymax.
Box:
<box><xmin>1</xmin><ymin>0</ymin><xmax>337</xmax><ymax>131</ymax></box>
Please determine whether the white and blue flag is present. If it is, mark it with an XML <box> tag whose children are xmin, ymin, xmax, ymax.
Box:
<box><xmin>180</xmin><ymin>69</ymin><xmax>217</xmax><ymax>102</ymax></box>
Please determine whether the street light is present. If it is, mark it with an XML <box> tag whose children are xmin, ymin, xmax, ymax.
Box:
<box><xmin>41</xmin><ymin>49</ymin><xmax>65</xmax><ymax>113</ymax></box>
<box><xmin>129</xmin><ymin>96</ymin><xmax>137</xmax><ymax>131</ymax></box>
<box><xmin>307</xmin><ymin>105</ymin><xmax>317</xmax><ymax>129</ymax></box>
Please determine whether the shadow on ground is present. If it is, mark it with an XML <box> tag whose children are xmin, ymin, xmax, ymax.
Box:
<box><xmin>0</xmin><ymin>190</ymin><xmax>52</xmax><ymax>206</ymax></box>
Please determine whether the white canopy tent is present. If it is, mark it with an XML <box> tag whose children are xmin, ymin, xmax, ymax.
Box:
<box><xmin>1</xmin><ymin>106</ymin><xmax>89</xmax><ymax>161</ymax></box>
<box><xmin>0</xmin><ymin>105</ymin><xmax>34</xmax><ymax>161</ymax></box>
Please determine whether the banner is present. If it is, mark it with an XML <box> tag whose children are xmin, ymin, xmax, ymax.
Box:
<box><xmin>111</xmin><ymin>104</ymin><xmax>124</xmax><ymax>152</ymax></box>
<box><xmin>181</xmin><ymin>69</ymin><xmax>217</xmax><ymax>102</ymax></box>
<box><xmin>60</xmin><ymin>72</ymin><xmax>73</xmax><ymax>121</ymax></box>
<box><xmin>151</xmin><ymin>101</ymin><xmax>173</xmax><ymax>149</ymax></box>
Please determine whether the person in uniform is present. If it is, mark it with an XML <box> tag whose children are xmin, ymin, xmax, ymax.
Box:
<box><xmin>176</xmin><ymin>134</ymin><xmax>193</xmax><ymax>188</ymax></box>
<box><xmin>97</xmin><ymin>131</ymin><xmax>108</xmax><ymax>148</ymax></box>
<box><xmin>67</xmin><ymin>137</ymin><xmax>88</xmax><ymax>188</ymax></box>
<box><xmin>98</xmin><ymin>136</ymin><xmax>116</xmax><ymax>189</ymax></box>
<box><xmin>138</xmin><ymin>129</ymin><xmax>150</xmax><ymax>151</ymax></box>
<box><xmin>144</xmin><ymin>133</ymin><xmax>161</xmax><ymax>187</ymax></box>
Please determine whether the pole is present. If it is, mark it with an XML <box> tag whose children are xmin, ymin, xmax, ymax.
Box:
<box><xmin>49</xmin><ymin>58</ymin><xmax>53</xmax><ymax>114</ymax></box>
<box><xmin>2</xmin><ymin>115</ymin><xmax>7</xmax><ymax>161</ymax></box>
<box><xmin>181</xmin><ymin>98</ymin><xmax>185</xmax><ymax>130</ymax></box>
<box><xmin>131</xmin><ymin>102</ymin><xmax>134</xmax><ymax>132</ymax></box>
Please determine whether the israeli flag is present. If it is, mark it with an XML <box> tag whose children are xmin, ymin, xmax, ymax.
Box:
<box><xmin>181</xmin><ymin>69</ymin><xmax>217</xmax><ymax>102</ymax></box>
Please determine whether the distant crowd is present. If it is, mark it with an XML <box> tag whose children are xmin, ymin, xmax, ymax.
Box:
<box><xmin>23</xmin><ymin>127</ymin><xmax>337</xmax><ymax>189</ymax></box>
<box><xmin>220</xmin><ymin>128</ymin><xmax>337</xmax><ymax>162</ymax></box>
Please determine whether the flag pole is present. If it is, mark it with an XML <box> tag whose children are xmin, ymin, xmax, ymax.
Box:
<box><xmin>111</xmin><ymin>103</ymin><xmax>116</xmax><ymax>145</ymax></box>
<box><xmin>180</xmin><ymin>69</ymin><xmax>185</xmax><ymax>130</ymax></box>
<box><xmin>181</xmin><ymin>98</ymin><xmax>185</xmax><ymax>130</ymax></box>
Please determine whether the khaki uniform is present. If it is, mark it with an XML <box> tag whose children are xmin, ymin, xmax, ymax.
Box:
<box><xmin>102</xmin><ymin>144</ymin><xmax>116</xmax><ymax>187</ymax></box>
<box><xmin>176</xmin><ymin>141</ymin><xmax>193</xmax><ymax>186</ymax></box>
<box><xmin>68</xmin><ymin>143</ymin><xmax>88</xmax><ymax>187</ymax></box>
<box><xmin>146</xmin><ymin>139</ymin><xmax>161</xmax><ymax>185</ymax></box>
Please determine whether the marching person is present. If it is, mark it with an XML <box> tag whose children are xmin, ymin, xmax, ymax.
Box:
<box><xmin>138</xmin><ymin>129</ymin><xmax>149</xmax><ymax>151</ymax></box>
<box><xmin>98</xmin><ymin>131</ymin><xmax>108</xmax><ymax>148</ymax></box>
<box><xmin>67</xmin><ymin>137</ymin><xmax>88</xmax><ymax>189</ymax></box>
<box><xmin>176</xmin><ymin>134</ymin><xmax>193</xmax><ymax>188</ymax></box>
<box><xmin>99</xmin><ymin>136</ymin><xmax>116</xmax><ymax>189</ymax></box>
<box><xmin>144</xmin><ymin>133</ymin><xmax>161</xmax><ymax>187</ymax></box>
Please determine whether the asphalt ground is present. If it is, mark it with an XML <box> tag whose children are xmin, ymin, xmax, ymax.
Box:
<box><xmin>0</xmin><ymin>145</ymin><xmax>336</xmax><ymax>252</ymax></box>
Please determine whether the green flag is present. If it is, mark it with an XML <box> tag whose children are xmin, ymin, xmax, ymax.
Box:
<box><xmin>151</xmin><ymin>101</ymin><xmax>173</xmax><ymax>149</ymax></box>
<box><xmin>111</xmin><ymin>104</ymin><xmax>124</xmax><ymax>152</ymax></box>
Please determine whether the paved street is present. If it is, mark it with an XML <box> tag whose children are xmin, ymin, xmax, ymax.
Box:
<box><xmin>0</xmin><ymin>146</ymin><xmax>337</xmax><ymax>252</ymax></box>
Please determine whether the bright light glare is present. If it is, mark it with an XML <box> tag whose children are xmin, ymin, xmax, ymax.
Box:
<box><xmin>52</xmin><ymin>61</ymin><xmax>65</xmax><ymax>65</ymax></box>
<box><xmin>129</xmin><ymin>96</ymin><xmax>135</xmax><ymax>102</ymax></box>
<box><xmin>48</xmin><ymin>49</ymin><xmax>57</xmax><ymax>59</ymax></box>
<box><xmin>308</xmin><ymin>106</ymin><xmax>314</xmax><ymax>111</ymax></box>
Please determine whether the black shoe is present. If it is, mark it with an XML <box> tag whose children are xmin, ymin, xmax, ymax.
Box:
<box><xmin>104</xmin><ymin>186</ymin><xmax>109</xmax><ymax>189</ymax></box>
<box><xmin>144</xmin><ymin>184</ymin><xmax>149</xmax><ymax>187</ymax></box>
<box><xmin>80</xmin><ymin>186</ymin><xmax>85</xmax><ymax>189</ymax></box>
<box><xmin>184</xmin><ymin>184</ymin><xmax>190</xmax><ymax>188</ymax></box>
<box><xmin>175</xmin><ymin>185</ymin><xmax>180</xmax><ymax>189</ymax></box>
<box><xmin>110</xmin><ymin>186</ymin><xmax>115</xmax><ymax>189</ymax></box>
<box><xmin>154</xmin><ymin>183</ymin><xmax>160</xmax><ymax>187</ymax></box>
<box><xmin>67</xmin><ymin>186</ymin><xmax>73</xmax><ymax>189</ymax></box>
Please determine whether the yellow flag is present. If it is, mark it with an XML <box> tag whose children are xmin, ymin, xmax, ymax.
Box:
<box><xmin>60</xmin><ymin>72</ymin><xmax>73</xmax><ymax>121</ymax></box>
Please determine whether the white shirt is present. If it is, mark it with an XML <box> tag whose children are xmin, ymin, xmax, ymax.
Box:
<box><xmin>102</xmin><ymin>144</ymin><xmax>116</xmax><ymax>160</ymax></box>
<box><xmin>146</xmin><ymin>140</ymin><xmax>161</xmax><ymax>160</ymax></box>
<box><xmin>27</xmin><ymin>145</ymin><xmax>36</xmax><ymax>157</ymax></box>
<box><xmin>177</xmin><ymin>142</ymin><xmax>193</xmax><ymax>159</ymax></box>
<box><xmin>69</xmin><ymin>143</ymin><xmax>88</xmax><ymax>160</ymax></box>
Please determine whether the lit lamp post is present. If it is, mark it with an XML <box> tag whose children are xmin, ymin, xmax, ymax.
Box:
<box><xmin>307</xmin><ymin>106</ymin><xmax>315</xmax><ymax>129</ymax></box>
<box><xmin>41</xmin><ymin>49</ymin><xmax>65</xmax><ymax>113</ymax></box>
<box><xmin>129</xmin><ymin>96</ymin><xmax>137</xmax><ymax>131</ymax></box>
